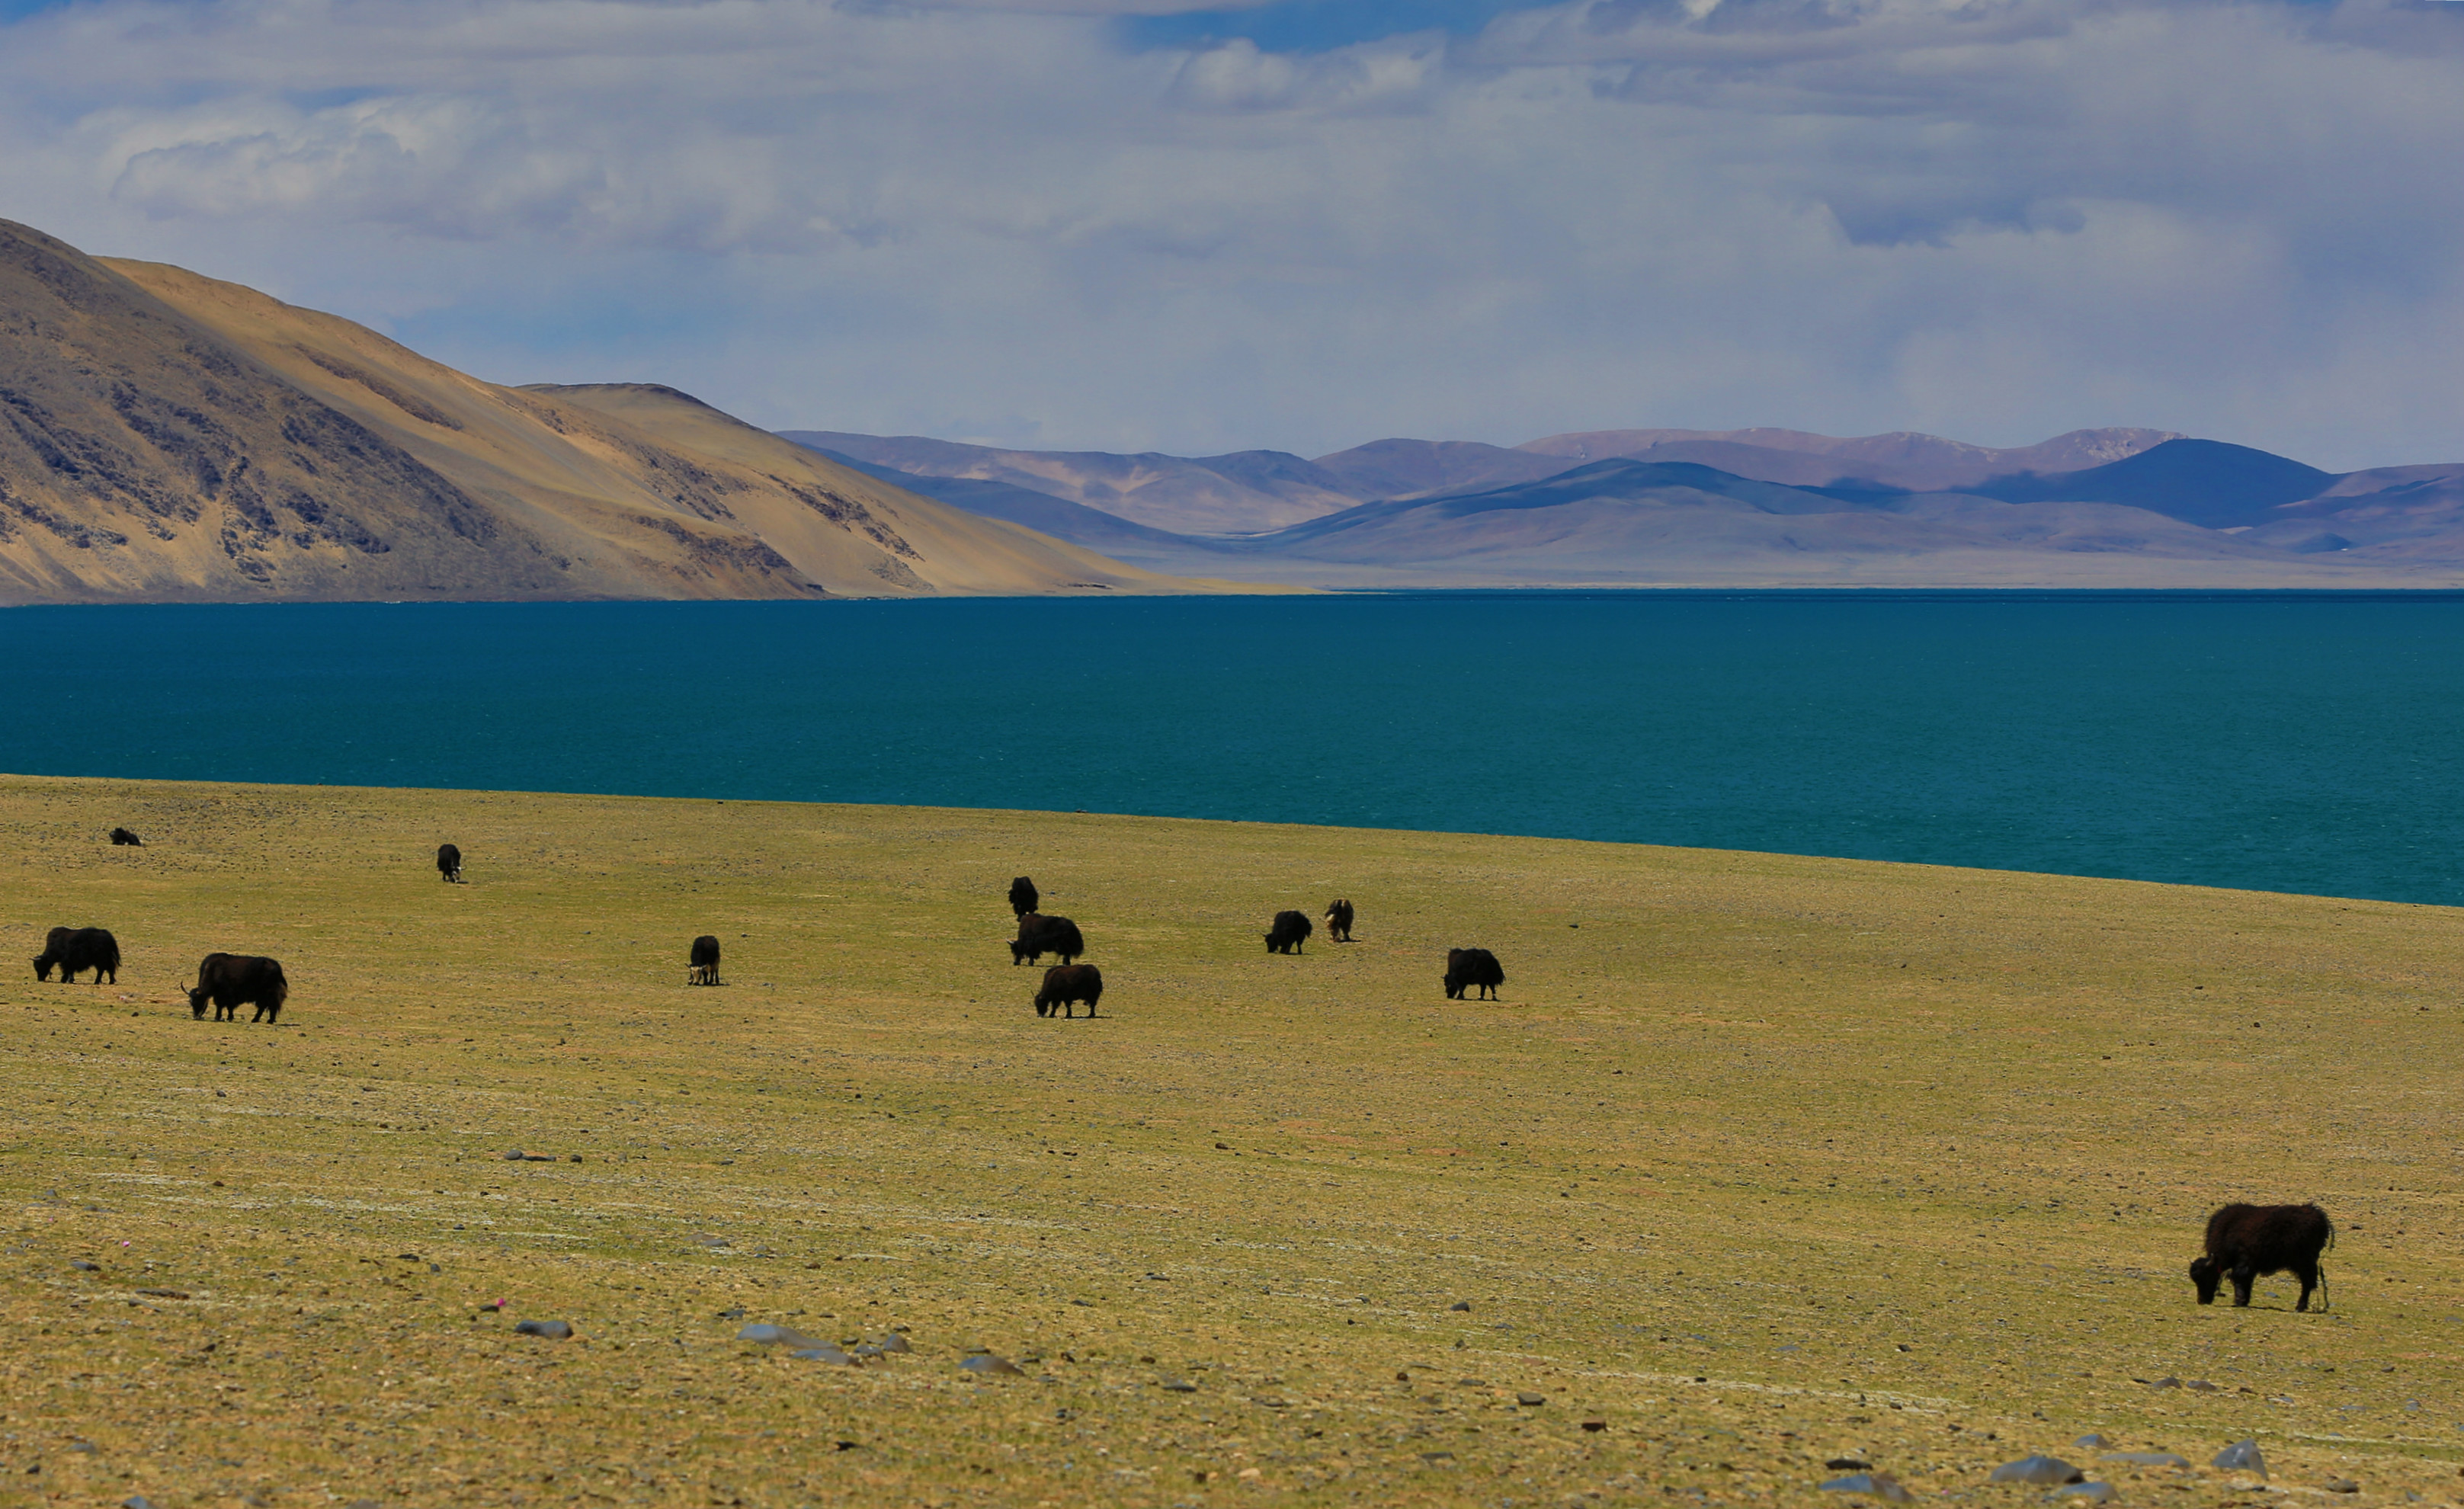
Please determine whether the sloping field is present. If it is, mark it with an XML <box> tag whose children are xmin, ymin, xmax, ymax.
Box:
<box><xmin>2</xmin><ymin>776</ymin><xmax>2459</xmax><ymax>1508</ymax></box>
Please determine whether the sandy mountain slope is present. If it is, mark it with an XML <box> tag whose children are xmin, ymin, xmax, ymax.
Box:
<box><xmin>784</xmin><ymin>431</ymin><xmax>1358</xmax><ymax>534</ymax></box>
<box><xmin>0</xmin><ymin>216</ymin><xmax>1195</xmax><ymax>602</ymax></box>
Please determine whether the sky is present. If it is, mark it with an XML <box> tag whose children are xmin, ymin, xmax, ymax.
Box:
<box><xmin>1</xmin><ymin>0</ymin><xmax>2460</xmax><ymax>468</ymax></box>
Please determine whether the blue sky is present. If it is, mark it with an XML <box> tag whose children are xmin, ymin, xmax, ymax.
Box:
<box><xmin>2</xmin><ymin>0</ymin><xmax>2461</xmax><ymax>467</ymax></box>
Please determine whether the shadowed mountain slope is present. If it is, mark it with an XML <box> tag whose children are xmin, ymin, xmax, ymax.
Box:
<box><xmin>0</xmin><ymin>217</ymin><xmax>1199</xmax><ymax>602</ymax></box>
<box><xmin>1967</xmin><ymin>438</ymin><xmax>2338</xmax><ymax>529</ymax></box>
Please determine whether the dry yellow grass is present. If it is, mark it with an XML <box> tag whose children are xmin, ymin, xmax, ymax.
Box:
<box><xmin>2</xmin><ymin>774</ymin><xmax>2459</xmax><ymax>1508</ymax></box>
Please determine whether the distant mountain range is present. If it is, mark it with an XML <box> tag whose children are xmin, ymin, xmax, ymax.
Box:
<box><xmin>0</xmin><ymin>217</ymin><xmax>1229</xmax><ymax>604</ymax></box>
<box><xmin>790</xmin><ymin>428</ymin><xmax>2464</xmax><ymax>588</ymax></box>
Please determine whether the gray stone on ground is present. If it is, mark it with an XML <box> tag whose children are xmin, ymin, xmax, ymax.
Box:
<box><xmin>2100</xmin><ymin>1453</ymin><xmax>2189</xmax><ymax>1469</ymax></box>
<box><xmin>2071</xmin><ymin>1436</ymin><xmax>2111</xmax><ymax>1450</ymax></box>
<box><xmin>2211</xmin><ymin>1440</ymin><xmax>2267</xmax><ymax>1478</ymax></box>
<box><xmin>1991</xmin><ymin>1456</ymin><xmax>2085</xmax><ymax>1485</ymax></box>
<box><xmin>513</xmin><ymin>1319</ymin><xmax>572</xmax><ymax>1339</ymax></box>
<box><xmin>2047</xmin><ymin>1484</ymin><xmax>2119</xmax><ymax>1503</ymax></box>
<box><xmin>1517</xmin><ymin>1392</ymin><xmax>1546</xmax><ymax>1407</ymax></box>
<box><xmin>960</xmin><ymin>1354</ymin><xmax>1025</xmax><ymax>1376</ymax></box>
<box><xmin>1820</xmin><ymin>1472</ymin><xmax>1916</xmax><ymax>1502</ymax></box>
<box><xmin>2324</xmin><ymin>1479</ymin><xmax>2360</xmax><ymax>1495</ymax></box>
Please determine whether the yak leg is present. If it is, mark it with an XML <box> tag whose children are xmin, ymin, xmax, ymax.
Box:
<box><xmin>2230</xmin><ymin>1263</ymin><xmax>2257</xmax><ymax>1306</ymax></box>
<box><xmin>2293</xmin><ymin>1260</ymin><xmax>2318</xmax><ymax>1312</ymax></box>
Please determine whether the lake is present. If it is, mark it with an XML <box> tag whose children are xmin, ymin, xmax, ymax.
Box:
<box><xmin>5</xmin><ymin>591</ymin><xmax>2459</xmax><ymax>905</ymax></box>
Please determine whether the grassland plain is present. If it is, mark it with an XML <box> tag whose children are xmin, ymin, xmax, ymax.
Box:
<box><xmin>2</xmin><ymin>774</ymin><xmax>2460</xmax><ymax>1509</ymax></box>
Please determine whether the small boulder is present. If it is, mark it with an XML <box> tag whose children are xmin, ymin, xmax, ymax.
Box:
<box><xmin>2072</xmin><ymin>1436</ymin><xmax>2111</xmax><ymax>1450</ymax></box>
<box><xmin>961</xmin><ymin>1354</ymin><xmax>1025</xmax><ymax>1377</ymax></box>
<box><xmin>2047</xmin><ymin>1485</ymin><xmax>2118</xmax><ymax>1503</ymax></box>
<box><xmin>2100</xmin><ymin>1453</ymin><xmax>2189</xmax><ymax>1469</ymax></box>
<box><xmin>2211</xmin><ymin>1440</ymin><xmax>2267</xmax><ymax>1478</ymax></box>
<box><xmin>1990</xmin><ymin>1457</ymin><xmax>2085</xmax><ymax>1486</ymax></box>
<box><xmin>2324</xmin><ymin>1480</ymin><xmax>2360</xmax><ymax>1495</ymax></box>
<box><xmin>513</xmin><ymin>1320</ymin><xmax>572</xmax><ymax>1340</ymax></box>
<box><xmin>1821</xmin><ymin>1472</ymin><xmax>1915</xmax><ymax>1502</ymax></box>
<box><xmin>1516</xmin><ymin>1392</ymin><xmax>1546</xmax><ymax>1407</ymax></box>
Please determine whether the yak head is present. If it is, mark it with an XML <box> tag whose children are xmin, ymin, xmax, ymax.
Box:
<box><xmin>2188</xmin><ymin>1256</ymin><xmax>2223</xmax><ymax>1304</ymax></box>
<box><xmin>187</xmin><ymin>986</ymin><xmax>210</xmax><ymax>1020</ymax></box>
<box><xmin>31</xmin><ymin>956</ymin><xmax>52</xmax><ymax>981</ymax></box>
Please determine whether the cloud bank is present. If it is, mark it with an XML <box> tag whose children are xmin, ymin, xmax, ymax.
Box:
<box><xmin>2</xmin><ymin>0</ymin><xmax>2459</xmax><ymax>466</ymax></box>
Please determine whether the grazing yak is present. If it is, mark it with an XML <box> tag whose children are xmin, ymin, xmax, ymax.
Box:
<box><xmin>189</xmin><ymin>953</ymin><xmax>288</xmax><ymax>1024</ymax></box>
<box><xmin>1443</xmin><ymin>947</ymin><xmax>1504</xmax><ymax>1001</ymax></box>
<box><xmin>1009</xmin><ymin>876</ymin><xmax>1040</xmax><ymax>918</ymax></box>
<box><xmin>34</xmin><ymin>927</ymin><xmax>120</xmax><ymax>984</ymax></box>
<box><xmin>1324</xmin><ymin>899</ymin><xmax>1354</xmax><ymax>943</ymax></box>
<box><xmin>437</xmin><ymin>843</ymin><xmax>463</xmax><ymax>883</ymax></box>
<box><xmin>687</xmin><ymin>934</ymin><xmax>722</xmax><ymax>986</ymax></box>
<box><xmin>1036</xmin><ymin>963</ymin><xmax>1104</xmax><ymax>1018</ymax></box>
<box><xmin>108</xmin><ymin>828</ymin><xmax>143</xmax><ymax>847</ymax></box>
<box><xmin>1010</xmin><ymin>913</ymin><xmax>1085</xmax><ymax>966</ymax></box>
<box><xmin>2190</xmin><ymin>1203</ymin><xmax>2334</xmax><ymax>1312</ymax></box>
<box><xmin>1264</xmin><ymin>910</ymin><xmax>1313</xmax><ymax>954</ymax></box>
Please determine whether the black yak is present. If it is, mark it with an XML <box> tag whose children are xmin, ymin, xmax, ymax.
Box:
<box><xmin>1264</xmin><ymin>910</ymin><xmax>1313</xmax><ymax>954</ymax></box>
<box><xmin>688</xmin><ymin>935</ymin><xmax>722</xmax><ymax>985</ymax></box>
<box><xmin>34</xmin><ymin>927</ymin><xmax>120</xmax><ymax>984</ymax></box>
<box><xmin>1035</xmin><ymin>963</ymin><xmax>1104</xmax><ymax>1018</ymax></box>
<box><xmin>108</xmin><ymin>827</ymin><xmax>143</xmax><ymax>847</ymax></box>
<box><xmin>1443</xmin><ymin>947</ymin><xmax>1504</xmax><ymax>1001</ymax></box>
<box><xmin>437</xmin><ymin>843</ymin><xmax>463</xmax><ymax>883</ymax></box>
<box><xmin>1011</xmin><ymin>913</ymin><xmax>1085</xmax><ymax>966</ymax></box>
<box><xmin>2190</xmin><ymin>1203</ymin><xmax>2334</xmax><ymax>1311</ymax></box>
<box><xmin>1324</xmin><ymin>899</ymin><xmax>1354</xmax><ymax>942</ymax></box>
<box><xmin>189</xmin><ymin>954</ymin><xmax>288</xmax><ymax>1024</ymax></box>
<box><xmin>1009</xmin><ymin>876</ymin><xmax>1040</xmax><ymax>918</ymax></box>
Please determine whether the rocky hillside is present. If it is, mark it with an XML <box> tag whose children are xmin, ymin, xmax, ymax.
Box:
<box><xmin>0</xmin><ymin>218</ymin><xmax>1194</xmax><ymax>602</ymax></box>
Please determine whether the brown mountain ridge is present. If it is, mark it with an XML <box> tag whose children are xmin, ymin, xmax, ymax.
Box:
<box><xmin>0</xmin><ymin>217</ymin><xmax>1211</xmax><ymax>603</ymax></box>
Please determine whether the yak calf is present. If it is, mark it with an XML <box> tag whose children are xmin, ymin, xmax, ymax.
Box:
<box><xmin>1324</xmin><ymin>899</ymin><xmax>1354</xmax><ymax>942</ymax></box>
<box><xmin>687</xmin><ymin>935</ymin><xmax>722</xmax><ymax>985</ymax></box>
<box><xmin>1036</xmin><ymin>963</ymin><xmax>1103</xmax><ymax>1018</ymax></box>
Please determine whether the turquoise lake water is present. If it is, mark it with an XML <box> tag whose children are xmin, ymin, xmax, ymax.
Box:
<box><xmin>3</xmin><ymin>592</ymin><xmax>2459</xmax><ymax>905</ymax></box>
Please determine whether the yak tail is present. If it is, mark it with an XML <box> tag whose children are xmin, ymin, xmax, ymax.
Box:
<box><xmin>2321</xmin><ymin>1212</ymin><xmax>2337</xmax><ymax>1251</ymax></box>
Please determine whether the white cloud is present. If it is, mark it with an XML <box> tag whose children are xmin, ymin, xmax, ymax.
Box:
<box><xmin>2</xmin><ymin>0</ymin><xmax>2461</xmax><ymax>469</ymax></box>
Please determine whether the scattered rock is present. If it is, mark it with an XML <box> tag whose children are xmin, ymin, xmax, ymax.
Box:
<box><xmin>2324</xmin><ymin>1480</ymin><xmax>2360</xmax><ymax>1495</ymax></box>
<box><xmin>2184</xmin><ymin>1379</ymin><xmax>2218</xmax><ymax>1393</ymax></box>
<box><xmin>2072</xmin><ymin>1436</ymin><xmax>2112</xmax><ymax>1450</ymax></box>
<box><xmin>1581</xmin><ymin>1420</ymin><xmax>1607</xmax><ymax>1433</ymax></box>
<box><xmin>1828</xmin><ymin>1459</ymin><xmax>1874</xmax><ymax>1472</ymax></box>
<box><xmin>1991</xmin><ymin>1457</ymin><xmax>2086</xmax><ymax>1486</ymax></box>
<box><xmin>2100</xmin><ymin>1453</ymin><xmax>2189</xmax><ymax>1469</ymax></box>
<box><xmin>690</xmin><ymin>1234</ymin><xmax>729</xmax><ymax>1248</ymax></box>
<box><xmin>123</xmin><ymin>1498</ymin><xmax>156</xmax><ymax>1509</ymax></box>
<box><xmin>2142</xmin><ymin>1376</ymin><xmax>2182</xmax><ymax>1389</ymax></box>
<box><xmin>875</xmin><ymin>1332</ymin><xmax>911</xmax><ymax>1354</ymax></box>
<box><xmin>70</xmin><ymin>1260</ymin><xmax>99</xmax><ymax>1272</ymax></box>
<box><xmin>2211</xmin><ymin>1440</ymin><xmax>2267</xmax><ymax>1478</ymax></box>
<box><xmin>1822</xmin><ymin>1472</ymin><xmax>1916</xmax><ymax>1502</ymax></box>
<box><xmin>1516</xmin><ymin>1392</ymin><xmax>1546</xmax><ymax>1407</ymax></box>
<box><xmin>348</xmin><ymin>1501</ymin><xmax>379</xmax><ymax>1509</ymax></box>
<box><xmin>2047</xmin><ymin>1485</ymin><xmax>2119</xmax><ymax>1503</ymax></box>
<box><xmin>960</xmin><ymin>1354</ymin><xmax>1025</xmax><ymax>1377</ymax></box>
<box><xmin>1160</xmin><ymin>1377</ymin><xmax>1198</xmax><ymax>1392</ymax></box>
<box><xmin>513</xmin><ymin>1320</ymin><xmax>572</xmax><ymax>1340</ymax></box>
<box><xmin>135</xmin><ymin>1287</ymin><xmax>188</xmax><ymax>1300</ymax></box>
<box><xmin>739</xmin><ymin>1323</ymin><xmax>827</xmax><ymax>1349</ymax></box>
<box><xmin>791</xmin><ymin>1345</ymin><xmax>857</xmax><ymax>1365</ymax></box>
<box><xmin>502</xmin><ymin>1150</ymin><xmax>525</xmax><ymax>1161</ymax></box>
<box><xmin>1420</xmin><ymin>1451</ymin><xmax>1456</xmax><ymax>1463</ymax></box>
<box><xmin>1449</xmin><ymin>1300</ymin><xmax>1472</xmax><ymax>1312</ymax></box>
<box><xmin>717</xmin><ymin>1306</ymin><xmax>746</xmax><ymax>1320</ymax></box>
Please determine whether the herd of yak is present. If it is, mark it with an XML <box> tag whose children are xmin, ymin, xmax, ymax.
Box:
<box><xmin>998</xmin><ymin>874</ymin><xmax>1504</xmax><ymax>1019</ymax></box>
<box><xmin>37</xmin><ymin>831</ymin><xmax>2341</xmax><ymax>1313</ymax></box>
